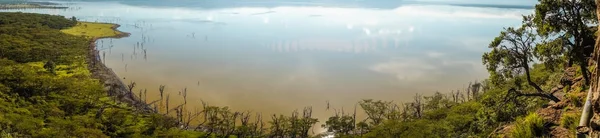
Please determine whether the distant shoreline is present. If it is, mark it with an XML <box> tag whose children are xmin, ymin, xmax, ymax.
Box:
<box><xmin>91</xmin><ymin>22</ymin><xmax>131</xmax><ymax>39</ymax></box>
<box><xmin>0</xmin><ymin>2</ymin><xmax>68</xmax><ymax>10</ymax></box>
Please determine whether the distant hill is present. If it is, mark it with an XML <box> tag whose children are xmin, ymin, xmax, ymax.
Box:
<box><xmin>39</xmin><ymin>0</ymin><xmax>534</xmax><ymax>9</ymax></box>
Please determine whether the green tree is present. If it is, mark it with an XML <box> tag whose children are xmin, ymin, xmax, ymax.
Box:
<box><xmin>482</xmin><ymin>16</ymin><xmax>560</xmax><ymax>102</ymax></box>
<box><xmin>533</xmin><ymin>0</ymin><xmax>597</xmax><ymax>85</ymax></box>
<box><xmin>322</xmin><ymin>115</ymin><xmax>355</xmax><ymax>136</ymax></box>
<box><xmin>43</xmin><ymin>60</ymin><xmax>55</xmax><ymax>74</ymax></box>
<box><xmin>71</xmin><ymin>16</ymin><xmax>77</xmax><ymax>22</ymax></box>
<box><xmin>359</xmin><ymin>99</ymin><xmax>401</xmax><ymax>127</ymax></box>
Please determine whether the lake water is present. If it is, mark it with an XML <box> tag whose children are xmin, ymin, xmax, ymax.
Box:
<box><xmin>6</xmin><ymin>0</ymin><xmax>534</xmax><ymax>132</ymax></box>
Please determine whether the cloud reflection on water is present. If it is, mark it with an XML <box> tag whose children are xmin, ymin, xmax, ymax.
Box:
<box><xmin>5</xmin><ymin>1</ymin><xmax>532</xmax><ymax>133</ymax></box>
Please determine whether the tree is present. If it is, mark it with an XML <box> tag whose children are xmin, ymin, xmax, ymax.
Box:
<box><xmin>533</xmin><ymin>0</ymin><xmax>597</xmax><ymax>85</ymax></box>
<box><xmin>322</xmin><ymin>115</ymin><xmax>355</xmax><ymax>136</ymax></box>
<box><xmin>482</xmin><ymin>16</ymin><xmax>560</xmax><ymax>102</ymax></box>
<box><xmin>43</xmin><ymin>60</ymin><xmax>55</xmax><ymax>74</ymax></box>
<box><xmin>359</xmin><ymin>99</ymin><xmax>400</xmax><ymax>127</ymax></box>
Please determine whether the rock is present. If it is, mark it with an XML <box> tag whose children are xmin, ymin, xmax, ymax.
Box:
<box><xmin>537</xmin><ymin>108</ymin><xmax>562</xmax><ymax>124</ymax></box>
<box><xmin>550</xmin><ymin>126</ymin><xmax>571</xmax><ymax>138</ymax></box>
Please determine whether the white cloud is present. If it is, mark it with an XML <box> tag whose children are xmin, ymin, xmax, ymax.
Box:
<box><xmin>363</xmin><ymin>28</ymin><xmax>371</xmax><ymax>35</ymax></box>
<box><xmin>426</xmin><ymin>51</ymin><xmax>444</xmax><ymax>58</ymax></box>
<box><xmin>408</xmin><ymin>26</ymin><xmax>415</xmax><ymax>33</ymax></box>
<box><xmin>369</xmin><ymin>56</ymin><xmax>486</xmax><ymax>82</ymax></box>
<box><xmin>346</xmin><ymin>24</ymin><xmax>354</xmax><ymax>29</ymax></box>
<box><xmin>392</xmin><ymin>5</ymin><xmax>528</xmax><ymax>19</ymax></box>
<box><xmin>369</xmin><ymin>58</ymin><xmax>438</xmax><ymax>81</ymax></box>
<box><xmin>206</xmin><ymin>15</ymin><xmax>213</xmax><ymax>21</ymax></box>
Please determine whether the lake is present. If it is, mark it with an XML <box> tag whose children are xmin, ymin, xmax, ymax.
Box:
<box><xmin>4</xmin><ymin>0</ymin><xmax>534</xmax><ymax>133</ymax></box>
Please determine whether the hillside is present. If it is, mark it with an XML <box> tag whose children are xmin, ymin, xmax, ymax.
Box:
<box><xmin>0</xmin><ymin>0</ymin><xmax>597</xmax><ymax>137</ymax></box>
<box><xmin>579</xmin><ymin>0</ymin><xmax>600</xmax><ymax>137</ymax></box>
<box><xmin>0</xmin><ymin>12</ymin><xmax>201</xmax><ymax>137</ymax></box>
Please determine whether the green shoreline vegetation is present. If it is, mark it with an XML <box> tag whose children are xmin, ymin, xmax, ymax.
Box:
<box><xmin>0</xmin><ymin>0</ymin><xmax>597</xmax><ymax>137</ymax></box>
<box><xmin>61</xmin><ymin>22</ymin><xmax>130</xmax><ymax>39</ymax></box>
<box><xmin>0</xmin><ymin>12</ymin><xmax>199</xmax><ymax>137</ymax></box>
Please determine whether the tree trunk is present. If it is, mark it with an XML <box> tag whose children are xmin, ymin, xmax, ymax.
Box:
<box><xmin>524</xmin><ymin>62</ymin><xmax>546</xmax><ymax>93</ymax></box>
<box><xmin>509</xmin><ymin>88</ymin><xmax>560</xmax><ymax>103</ymax></box>
<box><xmin>581</xmin><ymin>60</ymin><xmax>591</xmax><ymax>86</ymax></box>
<box><xmin>579</xmin><ymin>0</ymin><xmax>600</xmax><ymax>137</ymax></box>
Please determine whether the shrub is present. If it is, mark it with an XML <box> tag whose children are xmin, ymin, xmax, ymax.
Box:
<box><xmin>566</xmin><ymin>92</ymin><xmax>584</xmax><ymax>107</ymax></box>
<box><xmin>560</xmin><ymin>112</ymin><xmax>580</xmax><ymax>131</ymax></box>
<box><xmin>510</xmin><ymin>113</ymin><xmax>546</xmax><ymax>138</ymax></box>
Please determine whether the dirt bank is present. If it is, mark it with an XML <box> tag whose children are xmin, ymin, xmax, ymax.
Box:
<box><xmin>86</xmin><ymin>24</ymin><xmax>155</xmax><ymax>113</ymax></box>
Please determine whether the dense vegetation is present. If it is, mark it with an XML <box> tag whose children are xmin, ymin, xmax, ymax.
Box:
<box><xmin>318</xmin><ymin>0</ymin><xmax>597</xmax><ymax>137</ymax></box>
<box><xmin>0</xmin><ymin>12</ymin><xmax>199</xmax><ymax>137</ymax></box>
<box><xmin>0</xmin><ymin>0</ymin><xmax>596</xmax><ymax>137</ymax></box>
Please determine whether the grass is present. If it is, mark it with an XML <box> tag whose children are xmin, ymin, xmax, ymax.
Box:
<box><xmin>510</xmin><ymin>113</ymin><xmax>546</xmax><ymax>138</ymax></box>
<box><xmin>26</xmin><ymin>60</ymin><xmax>90</xmax><ymax>78</ymax></box>
<box><xmin>61</xmin><ymin>22</ymin><xmax>123</xmax><ymax>39</ymax></box>
<box><xmin>566</xmin><ymin>92</ymin><xmax>584</xmax><ymax>107</ymax></box>
<box><xmin>560</xmin><ymin>112</ymin><xmax>580</xmax><ymax>132</ymax></box>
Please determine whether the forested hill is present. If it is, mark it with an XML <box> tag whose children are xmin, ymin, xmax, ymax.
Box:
<box><xmin>0</xmin><ymin>12</ymin><xmax>199</xmax><ymax>137</ymax></box>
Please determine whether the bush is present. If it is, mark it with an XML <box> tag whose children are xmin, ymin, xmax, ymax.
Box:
<box><xmin>566</xmin><ymin>92</ymin><xmax>584</xmax><ymax>107</ymax></box>
<box><xmin>510</xmin><ymin>113</ymin><xmax>546</xmax><ymax>138</ymax></box>
<box><xmin>560</xmin><ymin>112</ymin><xmax>580</xmax><ymax>131</ymax></box>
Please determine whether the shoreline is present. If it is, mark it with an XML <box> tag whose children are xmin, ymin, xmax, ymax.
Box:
<box><xmin>0</xmin><ymin>3</ymin><xmax>68</xmax><ymax>10</ymax></box>
<box><xmin>85</xmin><ymin>23</ymin><xmax>155</xmax><ymax>113</ymax></box>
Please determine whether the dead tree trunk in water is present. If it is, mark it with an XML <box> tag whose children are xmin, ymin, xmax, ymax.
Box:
<box><xmin>126</xmin><ymin>81</ymin><xmax>136</xmax><ymax>100</ymax></box>
<box><xmin>144</xmin><ymin>89</ymin><xmax>147</xmax><ymax>103</ymax></box>
<box><xmin>412</xmin><ymin>93</ymin><xmax>423</xmax><ymax>118</ymax></box>
<box><xmin>138</xmin><ymin>89</ymin><xmax>142</xmax><ymax>103</ymax></box>
<box><xmin>159</xmin><ymin>85</ymin><xmax>165</xmax><ymax>100</ymax></box>
<box><xmin>182</xmin><ymin>87</ymin><xmax>187</xmax><ymax>104</ymax></box>
<box><xmin>165</xmin><ymin>94</ymin><xmax>170</xmax><ymax>115</ymax></box>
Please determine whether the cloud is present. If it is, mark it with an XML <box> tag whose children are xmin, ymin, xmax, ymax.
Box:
<box><xmin>426</xmin><ymin>51</ymin><xmax>444</xmax><ymax>58</ymax></box>
<box><xmin>369</xmin><ymin>56</ymin><xmax>486</xmax><ymax>82</ymax></box>
<box><xmin>408</xmin><ymin>26</ymin><xmax>415</xmax><ymax>33</ymax></box>
<box><xmin>391</xmin><ymin>5</ymin><xmax>528</xmax><ymax>19</ymax></box>
<box><xmin>369</xmin><ymin>58</ymin><xmax>438</xmax><ymax>81</ymax></box>
<box><xmin>363</xmin><ymin>28</ymin><xmax>371</xmax><ymax>35</ymax></box>
<box><xmin>206</xmin><ymin>15</ymin><xmax>214</xmax><ymax>21</ymax></box>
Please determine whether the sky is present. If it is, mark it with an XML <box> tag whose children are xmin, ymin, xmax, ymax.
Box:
<box><xmin>410</xmin><ymin>0</ymin><xmax>538</xmax><ymax>5</ymax></box>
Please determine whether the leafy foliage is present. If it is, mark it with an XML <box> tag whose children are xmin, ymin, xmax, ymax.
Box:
<box><xmin>0</xmin><ymin>12</ymin><xmax>86</xmax><ymax>64</ymax></box>
<box><xmin>0</xmin><ymin>12</ymin><xmax>75</xmax><ymax>29</ymax></box>
<box><xmin>560</xmin><ymin>112</ymin><xmax>580</xmax><ymax>132</ymax></box>
<box><xmin>0</xmin><ymin>12</ymin><xmax>200</xmax><ymax>137</ymax></box>
<box><xmin>510</xmin><ymin>113</ymin><xmax>546</xmax><ymax>138</ymax></box>
<box><xmin>533</xmin><ymin>0</ymin><xmax>597</xmax><ymax>84</ymax></box>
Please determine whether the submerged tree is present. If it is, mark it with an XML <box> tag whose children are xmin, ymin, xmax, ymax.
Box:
<box><xmin>483</xmin><ymin>16</ymin><xmax>560</xmax><ymax>102</ymax></box>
